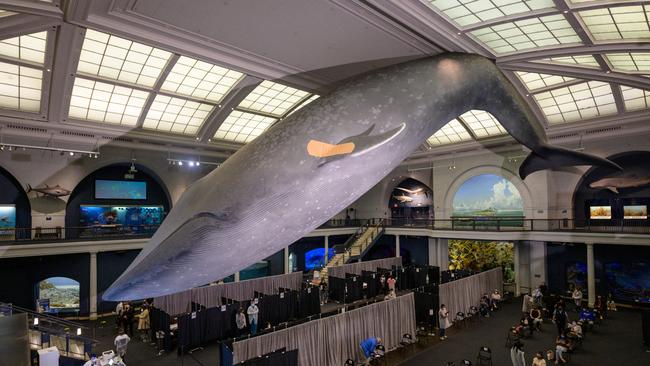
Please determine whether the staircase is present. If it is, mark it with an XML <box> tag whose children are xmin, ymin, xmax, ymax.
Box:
<box><xmin>321</xmin><ymin>220</ymin><xmax>385</xmax><ymax>283</ymax></box>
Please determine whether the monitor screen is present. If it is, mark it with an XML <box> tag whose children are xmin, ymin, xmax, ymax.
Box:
<box><xmin>305</xmin><ymin>247</ymin><xmax>335</xmax><ymax>270</ymax></box>
<box><xmin>80</xmin><ymin>205</ymin><xmax>164</xmax><ymax>226</ymax></box>
<box><xmin>95</xmin><ymin>180</ymin><xmax>146</xmax><ymax>200</ymax></box>
<box><xmin>623</xmin><ymin>205</ymin><xmax>647</xmax><ymax>219</ymax></box>
<box><xmin>589</xmin><ymin>205</ymin><xmax>611</xmax><ymax>219</ymax></box>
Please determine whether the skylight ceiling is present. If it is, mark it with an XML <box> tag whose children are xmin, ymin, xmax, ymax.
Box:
<box><xmin>422</xmin><ymin>0</ymin><xmax>556</xmax><ymax>27</ymax></box>
<box><xmin>213</xmin><ymin>110</ymin><xmax>277</xmax><ymax>143</ymax></box>
<box><xmin>536</xmin><ymin>55</ymin><xmax>600</xmax><ymax>68</ymax></box>
<box><xmin>142</xmin><ymin>95</ymin><xmax>213</xmax><ymax>135</ymax></box>
<box><xmin>516</xmin><ymin>71</ymin><xmax>576</xmax><ymax>92</ymax></box>
<box><xmin>427</xmin><ymin>119</ymin><xmax>473</xmax><ymax>146</ymax></box>
<box><xmin>78</xmin><ymin>29</ymin><xmax>172</xmax><ymax>87</ymax></box>
<box><xmin>605</xmin><ymin>53</ymin><xmax>650</xmax><ymax>73</ymax></box>
<box><xmin>0</xmin><ymin>10</ymin><xmax>17</xmax><ymax>18</ymax></box>
<box><xmin>161</xmin><ymin>56</ymin><xmax>244</xmax><ymax>103</ymax></box>
<box><xmin>533</xmin><ymin>81</ymin><xmax>617</xmax><ymax>124</ymax></box>
<box><xmin>470</xmin><ymin>14</ymin><xmax>581</xmax><ymax>54</ymax></box>
<box><xmin>0</xmin><ymin>31</ymin><xmax>47</xmax><ymax>65</ymax></box>
<box><xmin>238</xmin><ymin>80</ymin><xmax>310</xmax><ymax>117</ymax></box>
<box><xmin>426</xmin><ymin>110</ymin><xmax>506</xmax><ymax>146</ymax></box>
<box><xmin>0</xmin><ymin>61</ymin><xmax>42</xmax><ymax>112</ymax></box>
<box><xmin>621</xmin><ymin>86</ymin><xmax>650</xmax><ymax>112</ymax></box>
<box><xmin>578</xmin><ymin>5</ymin><xmax>650</xmax><ymax>41</ymax></box>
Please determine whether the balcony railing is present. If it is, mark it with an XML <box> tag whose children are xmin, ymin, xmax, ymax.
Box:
<box><xmin>0</xmin><ymin>217</ymin><xmax>648</xmax><ymax>246</ymax></box>
<box><xmin>319</xmin><ymin>217</ymin><xmax>650</xmax><ymax>234</ymax></box>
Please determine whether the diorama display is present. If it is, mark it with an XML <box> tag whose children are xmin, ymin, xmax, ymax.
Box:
<box><xmin>389</xmin><ymin>178</ymin><xmax>433</xmax><ymax>220</ymax></box>
<box><xmin>79</xmin><ymin>205</ymin><xmax>164</xmax><ymax>236</ymax></box>
<box><xmin>623</xmin><ymin>205</ymin><xmax>647</xmax><ymax>220</ymax></box>
<box><xmin>95</xmin><ymin>179</ymin><xmax>147</xmax><ymax>200</ymax></box>
<box><xmin>0</xmin><ymin>205</ymin><xmax>16</xmax><ymax>240</ymax></box>
<box><xmin>589</xmin><ymin>206</ymin><xmax>612</xmax><ymax>220</ymax></box>
<box><xmin>452</xmin><ymin>174</ymin><xmax>524</xmax><ymax>227</ymax></box>
<box><xmin>448</xmin><ymin>240</ymin><xmax>514</xmax><ymax>283</ymax></box>
<box><xmin>37</xmin><ymin>277</ymin><xmax>80</xmax><ymax>310</ymax></box>
<box><xmin>605</xmin><ymin>262</ymin><xmax>650</xmax><ymax>303</ymax></box>
<box><xmin>103</xmin><ymin>54</ymin><xmax>621</xmax><ymax>301</ymax></box>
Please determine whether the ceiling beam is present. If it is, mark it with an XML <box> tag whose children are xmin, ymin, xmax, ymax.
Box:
<box><xmin>462</xmin><ymin>8</ymin><xmax>562</xmax><ymax>32</ymax></box>
<box><xmin>500</xmin><ymin>69</ymin><xmax>550</xmax><ymax>128</ymax></box>
<box><xmin>497</xmin><ymin>43</ymin><xmax>650</xmax><ymax>64</ymax></box>
<box><xmin>0</xmin><ymin>13</ymin><xmax>60</xmax><ymax>39</ymax></box>
<box><xmin>527</xmin><ymin>79</ymin><xmax>586</xmax><ymax>95</ymax></box>
<box><xmin>48</xmin><ymin>23</ymin><xmax>84</xmax><ymax>125</ymax></box>
<box><xmin>0</xmin><ymin>0</ymin><xmax>63</xmax><ymax>18</ymax></box>
<box><xmin>135</xmin><ymin>54</ymin><xmax>180</xmax><ymax>128</ymax></box>
<box><xmin>196</xmin><ymin>75</ymin><xmax>263</xmax><ymax>143</ymax></box>
<box><xmin>455</xmin><ymin>117</ymin><xmax>478</xmax><ymax>140</ymax></box>
<box><xmin>499</xmin><ymin>61</ymin><xmax>650</xmax><ymax>90</ymax></box>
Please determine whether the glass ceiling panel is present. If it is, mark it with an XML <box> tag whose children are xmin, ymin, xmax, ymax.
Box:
<box><xmin>470</xmin><ymin>14</ymin><xmax>581</xmax><ymax>54</ymax></box>
<box><xmin>533</xmin><ymin>81</ymin><xmax>617</xmax><ymax>124</ymax></box>
<box><xmin>516</xmin><ymin>71</ymin><xmax>576</xmax><ymax>91</ymax></box>
<box><xmin>213</xmin><ymin>110</ymin><xmax>277</xmax><ymax>143</ymax></box>
<box><xmin>536</xmin><ymin>55</ymin><xmax>600</xmax><ymax>68</ymax></box>
<box><xmin>142</xmin><ymin>95</ymin><xmax>213</xmax><ymax>135</ymax></box>
<box><xmin>77</xmin><ymin>29</ymin><xmax>172</xmax><ymax>88</ymax></box>
<box><xmin>621</xmin><ymin>85</ymin><xmax>650</xmax><ymax>112</ymax></box>
<box><xmin>427</xmin><ymin>119</ymin><xmax>473</xmax><ymax>146</ymax></box>
<box><xmin>161</xmin><ymin>56</ymin><xmax>244</xmax><ymax>103</ymax></box>
<box><xmin>421</xmin><ymin>0</ymin><xmax>556</xmax><ymax>27</ymax></box>
<box><xmin>0</xmin><ymin>31</ymin><xmax>47</xmax><ymax>65</ymax></box>
<box><xmin>238</xmin><ymin>80</ymin><xmax>310</xmax><ymax>117</ymax></box>
<box><xmin>68</xmin><ymin>77</ymin><xmax>149</xmax><ymax>126</ymax></box>
<box><xmin>286</xmin><ymin>94</ymin><xmax>319</xmax><ymax>116</ymax></box>
<box><xmin>0</xmin><ymin>61</ymin><xmax>42</xmax><ymax>113</ymax></box>
<box><xmin>458</xmin><ymin>109</ymin><xmax>507</xmax><ymax>138</ymax></box>
<box><xmin>605</xmin><ymin>53</ymin><xmax>650</xmax><ymax>73</ymax></box>
<box><xmin>578</xmin><ymin>5</ymin><xmax>650</xmax><ymax>41</ymax></box>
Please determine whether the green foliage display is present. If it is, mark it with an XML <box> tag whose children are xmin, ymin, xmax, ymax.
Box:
<box><xmin>448</xmin><ymin>240</ymin><xmax>515</xmax><ymax>282</ymax></box>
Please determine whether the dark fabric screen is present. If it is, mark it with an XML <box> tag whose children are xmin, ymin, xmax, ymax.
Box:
<box><xmin>240</xmin><ymin>348</ymin><xmax>297</xmax><ymax>366</ymax></box>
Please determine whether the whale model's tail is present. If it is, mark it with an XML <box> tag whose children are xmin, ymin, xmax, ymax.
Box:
<box><xmin>519</xmin><ymin>143</ymin><xmax>622</xmax><ymax>179</ymax></box>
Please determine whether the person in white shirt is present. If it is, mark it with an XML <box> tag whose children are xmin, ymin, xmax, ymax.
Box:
<box><xmin>115</xmin><ymin>302</ymin><xmax>123</xmax><ymax>329</ymax></box>
<box><xmin>247</xmin><ymin>302</ymin><xmax>259</xmax><ymax>335</ymax></box>
<box><xmin>384</xmin><ymin>289</ymin><xmax>397</xmax><ymax>300</ymax></box>
<box><xmin>572</xmin><ymin>288</ymin><xmax>582</xmax><ymax>308</ymax></box>
<box><xmin>114</xmin><ymin>329</ymin><xmax>130</xmax><ymax>361</ymax></box>
<box><xmin>438</xmin><ymin>304</ymin><xmax>450</xmax><ymax>340</ymax></box>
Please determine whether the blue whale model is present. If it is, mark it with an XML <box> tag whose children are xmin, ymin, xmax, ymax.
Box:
<box><xmin>103</xmin><ymin>53</ymin><xmax>620</xmax><ymax>300</ymax></box>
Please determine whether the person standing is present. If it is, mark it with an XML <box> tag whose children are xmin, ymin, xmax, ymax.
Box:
<box><xmin>438</xmin><ymin>304</ymin><xmax>450</xmax><ymax>340</ymax></box>
<box><xmin>122</xmin><ymin>303</ymin><xmax>135</xmax><ymax>336</ymax></box>
<box><xmin>114</xmin><ymin>329</ymin><xmax>130</xmax><ymax>361</ymax></box>
<box><xmin>247</xmin><ymin>302</ymin><xmax>259</xmax><ymax>335</ymax></box>
<box><xmin>235</xmin><ymin>307</ymin><xmax>247</xmax><ymax>336</ymax></box>
<box><xmin>387</xmin><ymin>276</ymin><xmax>396</xmax><ymax>293</ymax></box>
<box><xmin>572</xmin><ymin>288</ymin><xmax>582</xmax><ymax>309</ymax></box>
<box><xmin>115</xmin><ymin>302</ymin><xmax>124</xmax><ymax>329</ymax></box>
<box><xmin>522</xmin><ymin>293</ymin><xmax>533</xmax><ymax>314</ymax></box>
<box><xmin>552</xmin><ymin>305</ymin><xmax>568</xmax><ymax>336</ymax></box>
<box><xmin>510</xmin><ymin>341</ymin><xmax>526</xmax><ymax>366</ymax></box>
<box><xmin>137</xmin><ymin>304</ymin><xmax>150</xmax><ymax>342</ymax></box>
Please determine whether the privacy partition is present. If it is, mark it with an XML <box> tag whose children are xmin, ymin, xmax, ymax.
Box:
<box><xmin>153</xmin><ymin>272</ymin><xmax>303</xmax><ymax>315</ymax></box>
<box><xmin>232</xmin><ymin>293</ymin><xmax>416</xmax><ymax>366</ymax></box>
<box><xmin>438</xmin><ymin>267</ymin><xmax>503</xmax><ymax>323</ymax></box>
<box><xmin>327</xmin><ymin>257</ymin><xmax>403</xmax><ymax>278</ymax></box>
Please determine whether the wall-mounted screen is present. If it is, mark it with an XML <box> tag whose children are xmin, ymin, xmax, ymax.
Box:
<box><xmin>623</xmin><ymin>205</ymin><xmax>647</xmax><ymax>219</ymax></box>
<box><xmin>605</xmin><ymin>262</ymin><xmax>650</xmax><ymax>303</ymax></box>
<box><xmin>589</xmin><ymin>205</ymin><xmax>611</xmax><ymax>219</ymax></box>
<box><xmin>95</xmin><ymin>180</ymin><xmax>146</xmax><ymax>200</ymax></box>
<box><xmin>305</xmin><ymin>248</ymin><xmax>335</xmax><ymax>270</ymax></box>
<box><xmin>80</xmin><ymin>205</ymin><xmax>164</xmax><ymax>226</ymax></box>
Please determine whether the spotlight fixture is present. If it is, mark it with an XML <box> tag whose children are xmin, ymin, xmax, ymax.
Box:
<box><xmin>196</xmin><ymin>161</ymin><xmax>200</xmax><ymax>166</ymax></box>
<box><xmin>69</xmin><ymin>151</ymin><xmax>74</xmax><ymax>156</ymax></box>
<box><xmin>8</xmin><ymin>146</ymin><xmax>12</xmax><ymax>151</ymax></box>
<box><xmin>167</xmin><ymin>158</ymin><xmax>220</xmax><ymax>167</ymax></box>
<box><xmin>33</xmin><ymin>317</ymin><xmax>39</xmax><ymax>326</ymax></box>
<box><xmin>77</xmin><ymin>328</ymin><xmax>82</xmax><ymax>336</ymax></box>
<box><xmin>178</xmin><ymin>161</ymin><xmax>183</xmax><ymax>166</ymax></box>
<box><xmin>0</xmin><ymin>145</ymin><xmax>4</xmax><ymax>151</ymax></box>
<box><xmin>189</xmin><ymin>161</ymin><xmax>195</xmax><ymax>167</ymax></box>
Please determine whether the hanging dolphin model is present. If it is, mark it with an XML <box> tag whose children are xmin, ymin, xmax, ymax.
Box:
<box><xmin>103</xmin><ymin>53</ymin><xmax>621</xmax><ymax>300</ymax></box>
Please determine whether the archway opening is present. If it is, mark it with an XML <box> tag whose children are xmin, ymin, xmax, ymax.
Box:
<box><xmin>452</xmin><ymin>173</ymin><xmax>524</xmax><ymax>227</ymax></box>
<box><xmin>388</xmin><ymin>178</ymin><xmax>433</xmax><ymax>221</ymax></box>
<box><xmin>0</xmin><ymin>166</ymin><xmax>31</xmax><ymax>240</ymax></box>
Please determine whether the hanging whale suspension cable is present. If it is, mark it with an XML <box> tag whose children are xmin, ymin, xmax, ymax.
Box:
<box><xmin>103</xmin><ymin>53</ymin><xmax>621</xmax><ymax>301</ymax></box>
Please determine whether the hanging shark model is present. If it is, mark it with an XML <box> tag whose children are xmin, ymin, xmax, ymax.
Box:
<box><xmin>27</xmin><ymin>184</ymin><xmax>71</xmax><ymax>197</ymax></box>
<box><xmin>392</xmin><ymin>195</ymin><xmax>414</xmax><ymax>203</ymax></box>
<box><xmin>396</xmin><ymin>187</ymin><xmax>424</xmax><ymax>195</ymax></box>
<box><xmin>589</xmin><ymin>175</ymin><xmax>650</xmax><ymax>193</ymax></box>
<box><xmin>103</xmin><ymin>53</ymin><xmax>621</xmax><ymax>301</ymax></box>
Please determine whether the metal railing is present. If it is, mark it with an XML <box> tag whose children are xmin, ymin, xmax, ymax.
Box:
<box><xmin>319</xmin><ymin>217</ymin><xmax>650</xmax><ymax>234</ymax></box>
<box><xmin>0</xmin><ymin>224</ymin><xmax>160</xmax><ymax>244</ymax></box>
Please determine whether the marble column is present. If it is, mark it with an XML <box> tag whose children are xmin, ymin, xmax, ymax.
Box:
<box><xmin>89</xmin><ymin>252</ymin><xmax>97</xmax><ymax>320</ymax></box>
<box><xmin>234</xmin><ymin>271</ymin><xmax>240</xmax><ymax>282</ymax></box>
<box><xmin>586</xmin><ymin>243</ymin><xmax>595</xmax><ymax>307</ymax></box>
<box><xmin>284</xmin><ymin>247</ymin><xmax>289</xmax><ymax>274</ymax></box>
<box><xmin>514</xmin><ymin>242</ymin><xmax>521</xmax><ymax>297</ymax></box>
<box><xmin>324</xmin><ymin>236</ymin><xmax>329</xmax><ymax>263</ymax></box>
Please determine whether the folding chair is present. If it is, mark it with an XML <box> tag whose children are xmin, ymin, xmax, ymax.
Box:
<box><xmin>399</xmin><ymin>333</ymin><xmax>415</xmax><ymax>354</ymax></box>
<box><xmin>476</xmin><ymin>346</ymin><xmax>492</xmax><ymax>366</ymax></box>
<box><xmin>455</xmin><ymin>312</ymin><xmax>466</xmax><ymax>329</ymax></box>
<box><xmin>345</xmin><ymin>359</ymin><xmax>356</xmax><ymax>366</ymax></box>
<box><xmin>461</xmin><ymin>360</ymin><xmax>473</xmax><ymax>366</ymax></box>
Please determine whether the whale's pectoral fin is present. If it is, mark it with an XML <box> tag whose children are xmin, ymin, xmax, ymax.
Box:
<box><xmin>519</xmin><ymin>144</ymin><xmax>623</xmax><ymax>179</ymax></box>
<box><xmin>349</xmin><ymin>123</ymin><xmax>406</xmax><ymax>157</ymax></box>
<box><xmin>607</xmin><ymin>187</ymin><xmax>619</xmax><ymax>194</ymax></box>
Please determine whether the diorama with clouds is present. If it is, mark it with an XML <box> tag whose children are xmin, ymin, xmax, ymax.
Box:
<box><xmin>453</xmin><ymin>174</ymin><xmax>523</xmax><ymax>216</ymax></box>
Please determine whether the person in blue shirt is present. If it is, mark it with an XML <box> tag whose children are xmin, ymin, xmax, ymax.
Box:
<box><xmin>579</xmin><ymin>307</ymin><xmax>595</xmax><ymax>322</ymax></box>
<box><xmin>360</xmin><ymin>337</ymin><xmax>382</xmax><ymax>358</ymax></box>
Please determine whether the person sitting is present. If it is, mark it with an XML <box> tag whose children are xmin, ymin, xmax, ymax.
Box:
<box><xmin>519</xmin><ymin>316</ymin><xmax>533</xmax><ymax>338</ymax></box>
<box><xmin>555</xmin><ymin>335</ymin><xmax>570</xmax><ymax>364</ymax></box>
<box><xmin>579</xmin><ymin>307</ymin><xmax>595</xmax><ymax>331</ymax></box>
<box><xmin>571</xmin><ymin>288</ymin><xmax>583</xmax><ymax>309</ymax></box>
<box><xmin>606</xmin><ymin>293</ymin><xmax>617</xmax><ymax>312</ymax></box>
<box><xmin>532</xmin><ymin>351</ymin><xmax>546</xmax><ymax>366</ymax></box>
<box><xmin>489</xmin><ymin>290</ymin><xmax>501</xmax><ymax>311</ymax></box>
<box><xmin>545</xmin><ymin>350</ymin><xmax>555</xmax><ymax>364</ymax></box>
<box><xmin>384</xmin><ymin>289</ymin><xmax>397</xmax><ymax>300</ymax></box>
<box><xmin>566</xmin><ymin>321</ymin><xmax>583</xmax><ymax>349</ymax></box>
<box><xmin>530</xmin><ymin>308</ymin><xmax>543</xmax><ymax>331</ymax></box>
<box><xmin>479</xmin><ymin>300</ymin><xmax>490</xmax><ymax>318</ymax></box>
<box><xmin>83</xmin><ymin>354</ymin><xmax>99</xmax><ymax>366</ymax></box>
<box><xmin>532</xmin><ymin>286</ymin><xmax>543</xmax><ymax>307</ymax></box>
<box><xmin>359</xmin><ymin>337</ymin><xmax>383</xmax><ymax>364</ymax></box>
<box><xmin>522</xmin><ymin>293</ymin><xmax>533</xmax><ymax>314</ymax></box>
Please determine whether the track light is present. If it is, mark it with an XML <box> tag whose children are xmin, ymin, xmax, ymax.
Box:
<box><xmin>8</xmin><ymin>146</ymin><xmax>12</xmax><ymax>151</ymax></box>
<box><xmin>188</xmin><ymin>161</ymin><xmax>195</xmax><ymax>167</ymax></box>
<box><xmin>33</xmin><ymin>317</ymin><xmax>39</xmax><ymax>326</ymax></box>
<box><xmin>178</xmin><ymin>161</ymin><xmax>183</xmax><ymax>166</ymax></box>
<box><xmin>0</xmin><ymin>146</ymin><xmax>4</xmax><ymax>151</ymax></box>
<box><xmin>69</xmin><ymin>151</ymin><xmax>74</xmax><ymax>156</ymax></box>
<box><xmin>196</xmin><ymin>161</ymin><xmax>200</xmax><ymax>166</ymax></box>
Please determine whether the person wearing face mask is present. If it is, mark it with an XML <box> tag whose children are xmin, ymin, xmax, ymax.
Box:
<box><xmin>439</xmin><ymin>304</ymin><xmax>450</xmax><ymax>340</ymax></box>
